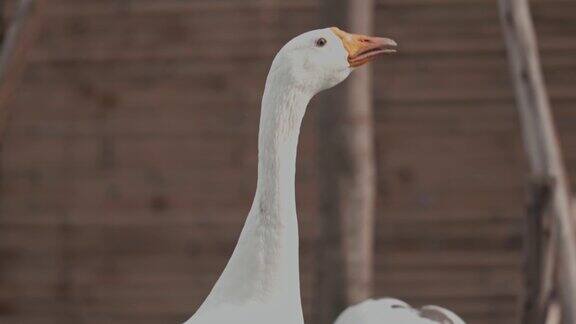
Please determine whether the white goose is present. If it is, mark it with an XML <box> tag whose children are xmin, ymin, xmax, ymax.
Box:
<box><xmin>185</xmin><ymin>27</ymin><xmax>464</xmax><ymax>324</ymax></box>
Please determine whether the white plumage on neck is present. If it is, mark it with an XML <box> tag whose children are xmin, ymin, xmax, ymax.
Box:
<box><xmin>186</xmin><ymin>66</ymin><xmax>313</xmax><ymax>324</ymax></box>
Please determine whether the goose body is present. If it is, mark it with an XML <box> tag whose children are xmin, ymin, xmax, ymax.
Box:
<box><xmin>335</xmin><ymin>299</ymin><xmax>465</xmax><ymax>324</ymax></box>
<box><xmin>184</xmin><ymin>27</ymin><xmax>463</xmax><ymax>324</ymax></box>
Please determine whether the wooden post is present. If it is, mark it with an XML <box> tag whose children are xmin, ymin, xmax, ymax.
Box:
<box><xmin>522</xmin><ymin>179</ymin><xmax>552</xmax><ymax>324</ymax></box>
<box><xmin>0</xmin><ymin>0</ymin><xmax>46</xmax><ymax>143</ymax></box>
<box><xmin>498</xmin><ymin>0</ymin><xmax>576</xmax><ymax>323</ymax></box>
<box><xmin>539</xmin><ymin>214</ymin><xmax>559</xmax><ymax>317</ymax></box>
<box><xmin>315</xmin><ymin>1</ymin><xmax>376</xmax><ymax>323</ymax></box>
<box><xmin>546</xmin><ymin>301</ymin><xmax>562</xmax><ymax>324</ymax></box>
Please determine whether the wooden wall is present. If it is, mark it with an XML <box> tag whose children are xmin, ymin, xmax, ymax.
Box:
<box><xmin>0</xmin><ymin>0</ymin><xmax>574</xmax><ymax>323</ymax></box>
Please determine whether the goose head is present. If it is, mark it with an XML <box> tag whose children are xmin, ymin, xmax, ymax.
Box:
<box><xmin>267</xmin><ymin>27</ymin><xmax>397</xmax><ymax>94</ymax></box>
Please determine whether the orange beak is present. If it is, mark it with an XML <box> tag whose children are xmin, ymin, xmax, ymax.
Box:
<box><xmin>331</xmin><ymin>27</ymin><xmax>397</xmax><ymax>67</ymax></box>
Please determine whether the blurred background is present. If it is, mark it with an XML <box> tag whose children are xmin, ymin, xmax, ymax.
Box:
<box><xmin>0</xmin><ymin>0</ymin><xmax>574</xmax><ymax>323</ymax></box>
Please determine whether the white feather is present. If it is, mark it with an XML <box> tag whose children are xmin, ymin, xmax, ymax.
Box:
<box><xmin>335</xmin><ymin>299</ymin><xmax>465</xmax><ymax>324</ymax></box>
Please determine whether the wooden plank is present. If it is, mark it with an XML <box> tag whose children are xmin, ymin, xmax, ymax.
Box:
<box><xmin>2</xmin><ymin>0</ymin><xmax>566</xmax><ymax>16</ymax></box>
<box><xmin>11</xmin><ymin>3</ymin><xmax>572</xmax><ymax>64</ymax></box>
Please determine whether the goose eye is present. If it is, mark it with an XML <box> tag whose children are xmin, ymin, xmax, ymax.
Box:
<box><xmin>315</xmin><ymin>38</ymin><xmax>327</xmax><ymax>47</ymax></box>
